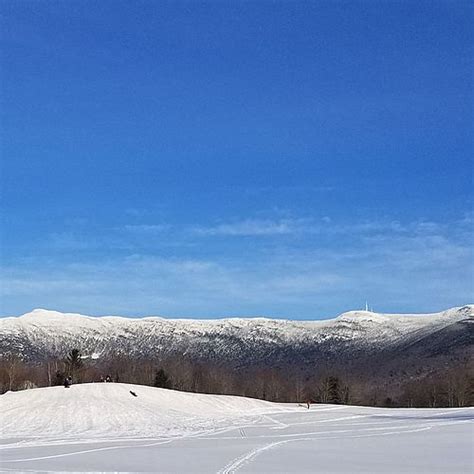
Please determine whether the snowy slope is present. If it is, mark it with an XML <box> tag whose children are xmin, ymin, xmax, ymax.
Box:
<box><xmin>0</xmin><ymin>305</ymin><xmax>472</xmax><ymax>365</ymax></box>
<box><xmin>0</xmin><ymin>383</ymin><xmax>283</xmax><ymax>439</ymax></box>
<box><xmin>1</xmin><ymin>384</ymin><xmax>472</xmax><ymax>473</ymax></box>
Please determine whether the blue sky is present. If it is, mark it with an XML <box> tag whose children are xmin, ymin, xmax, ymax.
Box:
<box><xmin>1</xmin><ymin>1</ymin><xmax>472</xmax><ymax>318</ymax></box>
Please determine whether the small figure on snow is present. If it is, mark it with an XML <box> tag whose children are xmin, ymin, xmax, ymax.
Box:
<box><xmin>64</xmin><ymin>376</ymin><xmax>72</xmax><ymax>388</ymax></box>
<box><xmin>105</xmin><ymin>375</ymin><xmax>112</xmax><ymax>383</ymax></box>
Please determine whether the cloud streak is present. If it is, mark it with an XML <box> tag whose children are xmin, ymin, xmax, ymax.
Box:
<box><xmin>193</xmin><ymin>218</ymin><xmax>303</xmax><ymax>236</ymax></box>
<box><xmin>192</xmin><ymin>216</ymin><xmax>420</xmax><ymax>238</ymax></box>
<box><xmin>2</xmin><ymin>214</ymin><xmax>471</xmax><ymax>318</ymax></box>
<box><xmin>2</xmin><ymin>214</ymin><xmax>472</xmax><ymax>318</ymax></box>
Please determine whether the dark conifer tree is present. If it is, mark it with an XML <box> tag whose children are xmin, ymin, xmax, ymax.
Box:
<box><xmin>66</xmin><ymin>349</ymin><xmax>83</xmax><ymax>380</ymax></box>
<box><xmin>327</xmin><ymin>376</ymin><xmax>341</xmax><ymax>404</ymax></box>
<box><xmin>154</xmin><ymin>368</ymin><xmax>171</xmax><ymax>388</ymax></box>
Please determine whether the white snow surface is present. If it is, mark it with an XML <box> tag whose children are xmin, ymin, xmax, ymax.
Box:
<box><xmin>1</xmin><ymin>383</ymin><xmax>280</xmax><ymax>440</ymax></box>
<box><xmin>1</xmin><ymin>383</ymin><xmax>473</xmax><ymax>473</ymax></box>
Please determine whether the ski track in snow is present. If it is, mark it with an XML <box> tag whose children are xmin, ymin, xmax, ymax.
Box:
<box><xmin>4</xmin><ymin>419</ymin><xmax>462</xmax><ymax>467</ymax></box>
<box><xmin>4</xmin><ymin>416</ymin><xmax>473</xmax><ymax>472</ymax></box>
<box><xmin>218</xmin><ymin>419</ymin><xmax>473</xmax><ymax>474</ymax></box>
<box><xmin>3</xmin><ymin>418</ymin><xmax>259</xmax><ymax>463</ymax></box>
<box><xmin>218</xmin><ymin>427</ymin><xmax>434</xmax><ymax>474</ymax></box>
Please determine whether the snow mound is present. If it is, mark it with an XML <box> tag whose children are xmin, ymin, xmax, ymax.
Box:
<box><xmin>0</xmin><ymin>383</ymin><xmax>287</xmax><ymax>440</ymax></box>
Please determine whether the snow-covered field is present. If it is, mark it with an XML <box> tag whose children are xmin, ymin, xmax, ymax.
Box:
<box><xmin>1</xmin><ymin>383</ymin><xmax>472</xmax><ymax>473</ymax></box>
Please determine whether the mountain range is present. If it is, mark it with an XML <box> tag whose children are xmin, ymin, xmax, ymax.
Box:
<box><xmin>1</xmin><ymin>306</ymin><xmax>472</xmax><ymax>376</ymax></box>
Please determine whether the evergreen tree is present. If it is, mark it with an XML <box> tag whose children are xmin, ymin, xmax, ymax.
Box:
<box><xmin>327</xmin><ymin>376</ymin><xmax>341</xmax><ymax>404</ymax></box>
<box><xmin>65</xmin><ymin>349</ymin><xmax>83</xmax><ymax>380</ymax></box>
<box><xmin>154</xmin><ymin>368</ymin><xmax>170</xmax><ymax>388</ymax></box>
<box><xmin>318</xmin><ymin>376</ymin><xmax>342</xmax><ymax>404</ymax></box>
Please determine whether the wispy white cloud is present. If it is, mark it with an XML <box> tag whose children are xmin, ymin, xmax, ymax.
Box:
<box><xmin>123</xmin><ymin>224</ymin><xmax>171</xmax><ymax>233</ymax></box>
<box><xmin>193</xmin><ymin>218</ymin><xmax>306</xmax><ymax>236</ymax></box>
<box><xmin>2</xmin><ymin>214</ymin><xmax>471</xmax><ymax>318</ymax></box>
<box><xmin>192</xmin><ymin>216</ymin><xmax>407</xmax><ymax>237</ymax></box>
<box><xmin>0</xmin><ymin>254</ymin><xmax>345</xmax><ymax>317</ymax></box>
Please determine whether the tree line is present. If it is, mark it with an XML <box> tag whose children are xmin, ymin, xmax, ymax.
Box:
<box><xmin>0</xmin><ymin>350</ymin><xmax>472</xmax><ymax>408</ymax></box>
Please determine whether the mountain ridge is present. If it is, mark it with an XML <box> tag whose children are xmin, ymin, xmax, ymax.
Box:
<box><xmin>1</xmin><ymin>306</ymin><xmax>472</xmax><ymax>369</ymax></box>
<box><xmin>10</xmin><ymin>304</ymin><xmax>474</xmax><ymax>322</ymax></box>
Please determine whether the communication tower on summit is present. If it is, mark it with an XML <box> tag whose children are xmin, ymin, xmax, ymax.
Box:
<box><xmin>364</xmin><ymin>302</ymin><xmax>374</xmax><ymax>312</ymax></box>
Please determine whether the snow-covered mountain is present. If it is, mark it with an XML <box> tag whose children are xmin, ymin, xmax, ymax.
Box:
<box><xmin>1</xmin><ymin>306</ymin><xmax>472</xmax><ymax>368</ymax></box>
